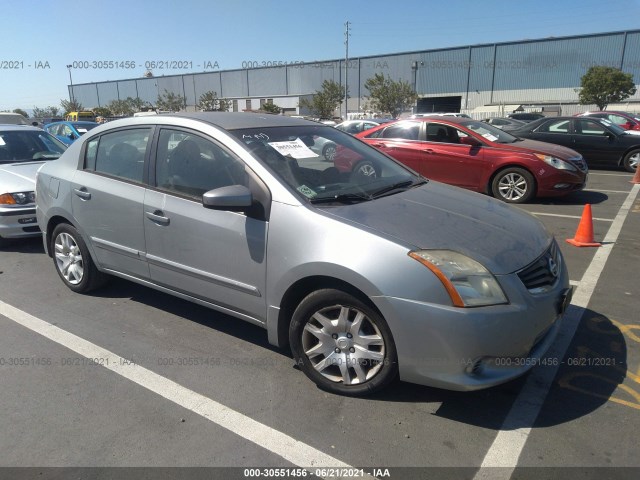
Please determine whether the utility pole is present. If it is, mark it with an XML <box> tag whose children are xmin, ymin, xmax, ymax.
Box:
<box><xmin>344</xmin><ymin>21</ymin><xmax>350</xmax><ymax>120</ymax></box>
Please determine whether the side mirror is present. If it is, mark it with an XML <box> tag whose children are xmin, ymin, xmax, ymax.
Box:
<box><xmin>202</xmin><ymin>185</ymin><xmax>252</xmax><ymax>211</ymax></box>
<box><xmin>460</xmin><ymin>136</ymin><xmax>482</xmax><ymax>147</ymax></box>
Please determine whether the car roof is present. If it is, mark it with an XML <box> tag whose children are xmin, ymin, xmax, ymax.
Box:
<box><xmin>0</xmin><ymin>125</ymin><xmax>42</xmax><ymax>132</ymax></box>
<box><xmin>161</xmin><ymin>112</ymin><xmax>321</xmax><ymax>129</ymax></box>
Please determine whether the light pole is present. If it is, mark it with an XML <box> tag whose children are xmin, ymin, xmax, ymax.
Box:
<box><xmin>66</xmin><ymin>65</ymin><xmax>74</xmax><ymax>104</ymax></box>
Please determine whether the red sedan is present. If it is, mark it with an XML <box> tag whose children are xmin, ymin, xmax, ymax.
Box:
<box><xmin>576</xmin><ymin>111</ymin><xmax>640</xmax><ymax>131</ymax></box>
<box><xmin>344</xmin><ymin>117</ymin><xmax>588</xmax><ymax>203</ymax></box>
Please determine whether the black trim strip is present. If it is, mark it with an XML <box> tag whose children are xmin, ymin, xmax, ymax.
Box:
<box><xmin>0</xmin><ymin>208</ymin><xmax>36</xmax><ymax>217</ymax></box>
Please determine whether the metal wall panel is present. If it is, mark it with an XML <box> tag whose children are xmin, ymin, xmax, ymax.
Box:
<box><xmin>135</xmin><ymin>78</ymin><xmax>160</xmax><ymax>105</ymax></box>
<box><xmin>248</xmin><ymin>67</ymin><xmax>287</xmax><ymax>96</ymax></box>
<box><xmin>70</xmin><ymin>85</ymin><xmax>98</xmax><ymax>108</ymax></box>
<box><xmin>117</xmin><ymin>80</ymin><xmax>138</xmax><ymax>100</ymax></box>
<box><xmin>181</xmin><ymin>75</ymin><xmax>197</xmax><ymax>106</ymax></box>
<box><xmin>493</xmin><ymin>34</ymin><xmax>625</xmax><ymax>92</ymax></box>
<box><xmin>468</xmin><ymin>46</ymin><xmax>494</xmax><ymax>94</ymax></box>
<box><xmin>157</xmin><ymin>76</ymin><xmax>186</xmax><ymax>100</ymax></box>
<box><xmin>415</xmin><ymin>49</ymin><xmax>469</xmax><ymax>95</ymax></box>
<box><xmin>192</xmin><ymin>72</ymin><xmax>223</xmax><ymax>102</ymax></box>
<box><xmin>287</xmin><ymin>62</ymin><xmax>340</xmax><ymax>95</ymax></box>
<box><xmin>357</xmin><ymin>53</ymin><xmax>416</xmax><ymax>98</ymax></box>
<box><xmin>622</xmin><ymin>32</ymin><xmax>640</xmax><ymax>101</ymax></box>
<box><xmin>96</xmin><ymin>82</ymin><xmax>119</xmax><ymax>107</ymax></box>
<box><xmin>220</xmin><ymin>70</ymin><xmax>249</xmax><ymax>97</ymax></box>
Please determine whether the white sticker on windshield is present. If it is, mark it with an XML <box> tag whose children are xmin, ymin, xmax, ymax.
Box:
<box><xmin>624</xmin><ymin>130</ymin><xmax>640</xmax><ymax>136</ymax></box>
<box><xmin>0</xmin><ymin>137</ymin><xmax>5</xmax><ymax>146</ymax></box>
<box><xmin>76</xmin><ymin>128</ymin><xmax>88</xmax><ymax>133</ymax></box>
<box><xmin>482</xmin><ymin>133</ymin><xmax>498</xmax><ymax>142</ymax></box>
<box><xmin>268</xmin><ymin>138</ymin><xmax>319</xmax><ymax>159</ymax></box>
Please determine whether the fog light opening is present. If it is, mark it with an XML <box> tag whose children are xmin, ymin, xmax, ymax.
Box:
<box><xmin>553</xmin><ymin>183</ymin><xmax>571</xmax><ymax>189</ymax></box>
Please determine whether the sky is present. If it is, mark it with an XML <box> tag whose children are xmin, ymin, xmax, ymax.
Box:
<box><xmin>2</xmin><ymin>0</ymin><xmax>640</xmax><ymax>112</ymax></box>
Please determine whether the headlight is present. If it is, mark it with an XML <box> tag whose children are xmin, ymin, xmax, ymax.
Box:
<box><xmin>534</xmin><ymin>153</ymin><xmax>576</xmax><ymax>171</ymax></box>
<box><xmin>0</xmin><ymin>191</ymin><xmax>36</xmax><ymax>205</ymax></box>
<box><xmin>409</xmin><ymin>250</ymin><xmax>508</xmax><ymax>307</ymax></box>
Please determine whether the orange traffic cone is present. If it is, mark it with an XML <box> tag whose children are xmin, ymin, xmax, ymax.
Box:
<box><xmin>631</xmin><ymin>166</ymin><xmax>640</xmax><ymax>184</ymax></box>
<box><xmin>566</xmin><ymin>204</ymin><xmax>601</xmax><ymax>247</ymax></box>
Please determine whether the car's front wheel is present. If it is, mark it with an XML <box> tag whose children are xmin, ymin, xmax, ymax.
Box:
<box><xmin>289</xmin><ymin>289</ymin><xmax>398</xmax><ymax>396</ymax></box>
<box><xmin>491</xmin><ymin>167</ymin><xmax>535</xmax><ymax>203</ymax></box>
<box><xmin>351</xmin><ymin>161</ymin><xmax>378</xmax><ymax>180</ymax></box>
<box><xmin>322</xmin><ymin>143</ymin><xmax>337</xmax><ymax>162</ymax></box>
<box><xmin>623</xmin><ymin>149</ymin><xmax>639</xmax><ymax>173</ymax></box>
<box><xmin>51</xmin><ymin>223</ymin><xmax>108</xmax><ymax>293</ymax></box>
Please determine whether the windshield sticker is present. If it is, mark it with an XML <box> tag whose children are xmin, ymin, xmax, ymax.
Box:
<box><xmin>0</xmin><ymin>137</ymin><xmax>5</xmax><ymax>146</ymax></box>
<box><xmin>624</xmin><ymin>130</ymin><xmax>640</xmax><ymax>136</ymax></box>
<box><xmin>297</xmin><ymin>185</ymin><xmax>317</xmax><ymax>198</ymax></box>
<box><xmin>76</xmin><ymin>128</ymin><xmax>88</xmax><ymax>133</ymax></box>
<box><xmin>481</xmin><ymin>133</ymin><xmax>498</xmax><ymax>142</ymax></box>
<box><xmin>268</xmin><ymin>138</ymin><xmax>319</xmax><ymax>159</ymax></box>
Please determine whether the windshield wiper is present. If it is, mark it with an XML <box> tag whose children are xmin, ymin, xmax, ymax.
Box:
<box><xmin>370</xmin><ymin>179</ymin><xmax>427</xmax><ymax>198</ymax></box>
<box><xmin>310</xmin><ymin>192</ymin><xmax>373</xmax><ymax>204</ymax></box>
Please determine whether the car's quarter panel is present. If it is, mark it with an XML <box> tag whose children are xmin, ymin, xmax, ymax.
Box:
<box><xmin>143</xmin><ymin>190</ymin><xmax>268</xmax><ymax>321</ymax></box>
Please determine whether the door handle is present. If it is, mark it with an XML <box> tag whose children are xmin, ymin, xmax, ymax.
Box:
<box><xmin>372</xmin><ymin>142</ymin><xmax>387</xmax><ymax>148</ymax></box>
<box><xmin>73</xmin><ymin>188</ymin><xmax>91</xmax><ymax>200</ymax></box>
<box><xmin>145</xmin><ymin>210</ymin><xmax>170</xmax><ymax>225</ymax></box>
<box><xmin>422</xmin><ymin>149</ymin><xmax>434</xmax><ymax>154</ymax></box>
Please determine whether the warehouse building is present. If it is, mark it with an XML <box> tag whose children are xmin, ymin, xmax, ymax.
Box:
<box><xmin>69</xmin><ymin>29</ymin><xmax>640</xmax><ymax>119</ymax></box>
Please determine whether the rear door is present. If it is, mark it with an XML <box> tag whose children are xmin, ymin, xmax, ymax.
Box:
<box><xmin>365</xmin><ymin>121</ymin><xmax>425</xmax><ymax>172</ymax></box>
<box><xmin>71</xmin><ymin>127</ymin><xmax>152</xmax><ymax>279</ymax></box>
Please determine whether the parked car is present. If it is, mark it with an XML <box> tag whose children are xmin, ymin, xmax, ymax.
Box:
<box><xmin>577</xmin><ymin>111</ymin><xmax>640</xmax><ymax>131</ymax></box>
<box><xmin>411</xmin><ymin>112</ymin><xmax>472</xmax><ymax>119</ymax></box>
<box><xmin>36</xmin><ymin>112</ymin><xmax>571</xmax><ymax>395</ymax></box>
<box><xmin>508</xmin><ymin>116</ymin><xmax>640</xmax><ymax>172</ymax></box>
<box><xmin>507</xmin><ymin>113</ymin><xmax>545</xmax><ymax>122</ymax></box>
<box><xmin>335</xmin><ymin>118</ymin><xmax>395</xmax><ymax>135</ymax></box>
<box><xmin>309</xmin><ymin>135</ymin><xmax>338</xmax><ymax>161</ymax></box>
<box><xmin>44</xmin><ymin>121</ymin><xmax>99</xmax><ymax>145</ymax></box>
<box><xmin>354</xmin><ymin>117</ymin><xmax>587</xmax><ymax>203</ymax></box>
<box><xmin>0</xmin><ymin>112</ymin><xmax>30</xmax><ymax>125</ymax></box>
<box><xmin>482</xmin><ymin>117</ymin><xmax>527</xmax><ymax>131</ymax></box>
<box><xmin>0</xmin><ymin>125</ymin><xmax>66</xmax><ymax>246</ymax></box>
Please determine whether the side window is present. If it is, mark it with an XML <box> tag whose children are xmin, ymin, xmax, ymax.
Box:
<box><xmin>381</xmin><ymin>121</ymin><xmax>420</xmax><ymax>140</ymax></box>
<box><xmin>607</xmin><ymin>114</ymin><xmax>627</xmax><ymax>126</ymax></box>
<box><xmin>577</xmin><ymin>119</ymin><xmax>607</xmax><ymax>135</ymax></box>
<box><xmin>85</xmin><ymin>138</ymin><xmax>98</xmax><ymax>169</ymax></box>
<box><xmin>60</xmin><ymin>125</ymin><xmax>73</xmax><ymax>137</ymax></box>
<box><xmin>156</xmin><ymin>129</ymin><xmax>246</xmax><ymax>199</ymax></box>
<box><xmin>426</xmin><ymin>124</ymin><xmax>464</xmax><ymax>143</ymax></box>
<box><xmin>536</xmin><ymin>120</ymin><xmax>570</xmax><ymax>133</ymax></box>
<box><xmin>93</xmin><ymin>128</ymin><xmax>149</xmax><ymax>182</ymax></box>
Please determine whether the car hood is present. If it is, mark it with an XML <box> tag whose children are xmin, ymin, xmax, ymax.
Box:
<box><xmin>499</xmin><ymin>138</ymin><xmax>581</xmax><ymax>158</ymax></box>
<box><xmin>0</xmin><ymin>161</ymin><xmax>45</xmax><ymax>193</ymax></box>
<box><xmin>321</xmin><ymin>182</ymin><xmax>551</xmax><ymax>275</ymax></box>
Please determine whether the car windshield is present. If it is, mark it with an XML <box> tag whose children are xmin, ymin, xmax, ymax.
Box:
<box><xmin>0</xmin><ymin>130</ymin><xmax>66</xmax><ymax>163</ymax></box>
<box><xmin>461</xmin><ymin>120</ymin><xmax>520</xmax><ymax>144</ymax></box>
<box><xmin>597</xmin><ymin>118</ymin><xmax>626</xmax><ymax>135</ymax></box>
<box><xmin>71</xmin><ymin>122</ymin><xmax>98</xmax><ymax>134</ymax></box>
<box><xmin>231</xmin><ymin>125</ymin><xmax>422</xmax><ymax>204</ymax></box>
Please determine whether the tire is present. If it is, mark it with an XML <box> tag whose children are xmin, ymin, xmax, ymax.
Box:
<box><xmin>322</xmin><ymin>143</ymin><xmax>337</xmax><ymax>162</ymax></box>
<box><xmin>289</xmin><ymin>289</ymin><xmax>398</xmax><ymax>396</ymax></box>
<box><xmin>491</xmin><ymin>167</ymin><xmax>535</xmax><ymax>203</ymax></box>
<box><xmin>351</xmin><ymin>161</ymin><xmax>378</xmax><ymax>181</ymax></box>
<box><xmin>623</xmin><ymin>149</ymin><xmax>640</xmax><ymax>173</ymax></box>
<box><xmin>51</xmin><ymin>223</ymin><xmax>108</xmax><ymax>293</ymax></box>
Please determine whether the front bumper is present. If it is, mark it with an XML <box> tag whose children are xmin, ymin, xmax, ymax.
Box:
<box><xmin>371</xmin><ymin>265</ymin><xmax>571</xmax><ymax>391</ymax></box>
<box><xmin>0</xmin><ymin>205</ymin><xmax>41</xmax><ymax>239</ymax></box>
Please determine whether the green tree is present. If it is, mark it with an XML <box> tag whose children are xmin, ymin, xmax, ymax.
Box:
<box><xmin>106</xmin><ymin>99</ymin><xmax>134</xmax><ymax>116</ymax></box>
<box><xmin>364</xmin><ymin>73</ymin><xmax>417</xmax><ymax>118</ymax></box>
<box><xmin>299</xmin><ymin>80</ymin><xmax>345</xmax><ymax>119</ymax></box>
<box><xmin>579</xmin><ymin>66</ymin><xmax>636</xmax><ymax>111</ymax></box>
<box><xmin>32</xmin><ymin>106</ymin><xmax>61</xmax><ymax>118</ymax></box>
<box><xmin>125</xmin><ymin>96</ymin><xmax>151</xmax><ymax>112</ymax></box>
<box><xmin>13</xmin><ymin>108</ymin><xmax>29</xmax><ymax>118</ymax></box>
<box><xmin>156</xmin><ymin>89</ymin><xmax>185</xmax><ymax>112</ymax></box>
<box><xmin>60</xmin><ymin>99</ymin><xmax>84</xmax><ymax>115</ymax></box>
<box><xmin>197</xmin><ymin>91</ymin><xmax>230</xmax><ymax>111</ymax></box>
<box><xmin>92</xmin><ymin>106</ymin><xmax>113</xmax><ymax>117</ymax></box>
<box><xmin>260</xmin><ymin>101</ymin><xmax>281</xmax><ymax>114</ymax></box>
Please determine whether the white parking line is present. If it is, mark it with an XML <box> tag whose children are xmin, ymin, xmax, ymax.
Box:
<box><xmin>569</xmin><ymin>280</ymin><xmax>579</xmax><ymax>287</ymax></box>
<box><xmin>0</xmin><ymin>301</ymin><xmax>371</xmax><ymax>478</ymax></box>
<box><xmin>584</xmin><ymin>189</ymin><xmax>631</xmax><ymax>194</ymax></box>
<box><xmin>587</xmin><ymin>172</ymin><xmax>633</xmax><ymax>177</ymax></box>
<box><xmin>474</xmin><ymin>183</ymin><xmax>640</xmax><ymax>480</ymax></box>
<box><xmin>529</xmin><ymin>212</ymin><xmax>614</xmax><ymax>222</ymax></box>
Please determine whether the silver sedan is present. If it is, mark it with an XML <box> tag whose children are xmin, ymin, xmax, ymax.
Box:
<box><xmin>36</xmin><ymin>113</ymin><xmax>571</xmax><ymax>395</ymax></box>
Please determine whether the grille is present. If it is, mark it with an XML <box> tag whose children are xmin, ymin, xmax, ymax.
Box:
<box><xmin>518</xmin><ymin>241</ymin><xmax>561</xmax><ymax>293</ymax></box>
<box><xmin>568</xmin><ymin>156</ymin><xmax>588</xmax><ymax>172</ymax></box>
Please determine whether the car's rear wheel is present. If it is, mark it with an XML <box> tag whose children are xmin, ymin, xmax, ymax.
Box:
<box><xmin>491</xmin><ymin>167</ymin><xmax>535</xmax><ymax>203</ymax></box>
<box><xmin>51</xmin><ymin>223</ymin><xmax>107</xmax><ymax>293</ymax></box>
<box><xmin>322</xmin><ymin>143</ymin><xmax>337</xmax><ymax>162</ymax></box>
<box><xmin>351</xmin><ymin>161</ymin><xmax>378</xmax><ymax>180</ymax></box>
<box><xmin>623</xmin><ymin>149</ymin><xmax>639</xmax><ymax>173</ymax></box>
<box><xmin>289</xmin><ymin>289</ymin><xmax>398</xmax><ymax>396</ymax></box>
